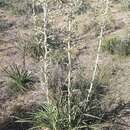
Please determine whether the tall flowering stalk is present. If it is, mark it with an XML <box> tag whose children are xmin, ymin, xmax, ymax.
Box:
<box><xmin>87</xmin><ymin>0</ymin><xmax>110</xmax><ymax>102</ymax></box>
<box><xmin>67</xmin><ymin>14</ymin><xmax>72</xmax><ymax>128</ymax></box>
<box><xmin>67</xmin><ymin>0</ymin><xmax>82</xmax><ymax>127</ymax></box>
<box><xmin>42</xmin><ymin>0</ymin><xmax>49</xmax><ymax>103</ymax></box>
<box><xmin>32</xmin><ymin>0</ymin><xmax>49</xmax><ymax>103</ymax></box>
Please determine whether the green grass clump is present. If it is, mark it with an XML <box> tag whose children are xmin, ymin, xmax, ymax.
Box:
<box><xmin>0</xmin><ymin>20</ymin><xmax>14</xmax><ymax>31</ymax></box>
<box><xmin>120</xmin><ymin>0</ymin><xmax>130</xmax><ymax>11</ymax></box>
<box><xmin>28</xmin><ymin>42</ymin><xmax>45</xmax><ymax>61</ymax></box>
<box><xmin>16</xmin><ymin>74</ymin><xmax>107</xmax><ymax>130</ymax></box>
<box><xmin>48</xmin><ymin>69</ymin><xmax>107</xmax><ymax>129</ymax></box>
<box><xmin>17</xmin><ymin>103</ymin><xmax>68</xmax><ymax>130</ymax></box>
<box><xmin>74</xmin><ymin>2</ymin><xmax>91</xmax><ymax>15</ymax></box>
<box><xmin>102</xmin><ymin>37</ymin><xmax>130</xmax><ymax>56</ymax></box>
<box><xmin>70</xmin><ymin>75</ymin><xmax>106</xmax><ymax>128</ymax></box>
<box><xmin>0</xmin><ymin>0</ymin><xmax>9</xmax><ymax>8</ymax></box>
<box><xmin>0</xmin><ymin>0</ymin><xmax>8</xmax><ymax>7</ymax></box>
<box><xmin>0</xmin><ymin>0</ymin><xmax>33</xmax><ymax>15</ymax></box>
<box><xmin>31</xmin><ymin>104</ymin><xmax>59</xmax><ymax>130</ymax></box>
<box><xmin>5</xmin><ymin>65</ymin><xmax>34</xmax><ymax>94</ymax></box>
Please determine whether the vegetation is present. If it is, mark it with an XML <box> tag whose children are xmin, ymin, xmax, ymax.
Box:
<box><xmin>0</xmin><ymin>20</ymin><xmax>14</xmax><ymax>31</ymax></box>
<box><xmin>102</xmin><ymin>37</ymin><xmax>130</xmax><ymax>56</ymax></box>
<box><xmin>1</xmin><ymin>0</ymin><xmax>130</xmax><ymax>130</ymax></box>
<box><xmin>4</xmin><ymin>65</ymin><xmax>34</xmax><ymax>94</ymax></box>
<box><xmin>74</xmin><ymin>1</ymin><xmax>92</xmax><ymax>15</ymax></box>
<box><xmin>0</xmin><ymin>0</ymin><xmax>33</xmax><ymax>15</ymax></box>
<box><xmin>17</xmin><ymin>77</ymin><xmax>107</xmax><ymax>130</ymax></box>
<box><xmin>120</xmin><ymin>0</ymin><xmax>130</xmax><ymax>10</ymax></box>
<box><xmin>0</xmin><ymin>0</ymin><xmax>8</xmax><ymax>7</ymax></box>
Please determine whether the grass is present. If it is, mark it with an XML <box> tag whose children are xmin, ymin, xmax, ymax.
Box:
<box><xmin>28</xmin><ymin>42</ymin><xmax>45</xmax><ymax>61</ymax></box>
<box><xmin>0</xmin><ymin>20</ymin><xmax>14</xmax><ymax>31</ymax></box>
<box><xmin>27</xmin><ymin>28</ymin><xmax>67</xmax><ymax>62</ymax></box>
<box><xmin>120</xmin><ymin>0</ymin><xmax>130</xmax><ymax>11</ymax></box>
<box><xmin>4</xmin><ymin>64</ymin><xmax>34</xmax><ymax>94</ymax></box>
<box><xmin>15</xmin><ymin>69</ymin><xmax>108</xmax><ymax>130</ymax></box>
<box><xmin>30</xmin><ymin>103</ymin><xmax>59</xmax><ymax>130</ymax></box>
<box><xmin>0</xmin><ymin>0</ymin><xmax>33</xmax><ymax>15</ymax></box>
<box><xmin>16</xmin><ymin>103</ymin><xmax>67</xmax><ymax>130</ymax></box>
<box><xmin>0</xmin><ymin>0</ymin><xmax>8</xmax><ymax>8</ymax></box>
<box><xmin>74</xmin><ymin>1</ymin><xmax>92</xmax><ymax>15</ymax></box>
<box><xmin>70</xmin><ymin>73</ymin><xmax>107</xmax><ymax>128</ymax></box>
<box><xmin>102</xmin><ymin>36</ymin><xmax>130</xmax><ymax>56</ymax></box>
<box><xmin>48</xmin><ymin>68</ymin><xmax>108</xmax><ymax>129</ymax></box>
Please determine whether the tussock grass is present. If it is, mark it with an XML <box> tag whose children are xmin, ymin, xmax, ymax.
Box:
<box><xmin>74</xmin><ymin>1</ymin><xmax>92</xmax><ymax>15</ymax></box>
<box><xmin>4</xmin><ymin>64</ymin><xmax>34</xmax><ymax>94</ymax></box>
<box><xmin>0</xmin><ymin>20</ymin><xmax>14</xmax><ymax>31</ymax></box>
<box><xmin>102</xmin><ymin>36</ymin><xmax>130</xmax><ymax>56</ymax></box>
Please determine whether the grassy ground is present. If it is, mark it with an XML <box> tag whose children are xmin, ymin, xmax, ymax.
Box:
<box><xmin>0</xmin><ymin>0</ymin><xmax>130</xmax><ymax>129</ymax></box>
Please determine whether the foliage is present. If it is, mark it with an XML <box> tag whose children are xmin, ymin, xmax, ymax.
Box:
<box><xmin>4</xmin><ymin>64</ymin><xmax>34</xmax><ymax>94</ymax></box>
<box><xmin>0</xmin><ymin>0</ymin><xmax>8</xmax><ymax>7</ymax></box>
<box><xmin>2</xmin><ymin>1</ymin><xmax>122</xmax><ymax>130</ymax></box>
<box><xmin>10</xmin><ymin>0</ymin><xmax>32</xmax><ymax>15</ymax></box>
<box><xmin>27</xmin><ymin>28</ymin><xmax>67</xmax><ymax>63</ymax></box>
<box><xmin>0</xmin><ymin>0</ymin><xmax>33</xmax><ymax>15</ymax></box>
<box><xmin>30</xmin><ymin>103</ymin><xmax>59</xmax><ymax>130</ymax></box>
<box><xmin>70</xmin><ymin>72</ymin><xmax>106</xmax><ymax>129</ymax></box>
<box><xmin>15</xmin><ymin>68</ymin><xmax>107</xmax><ymax>130</ymax></box>
<box><xmin>0</xmin><ymin>20</ymin><xmax>14</xmax><ymax>31</ymax></box>
<box><xmin>120</xmin><ymin>0</ymin><xmax>130</xmax><ymax>10</ymax></box>
<box><xmin>48</xmin><ymin>67</ymin><xmax>107</xmax><ymax>129</ymax></box>
<box><xmin>16</xmin><ymin>103</ymin><xmax>69</xmax><ymax>130</ymax></box>
<box><xmin>74</xmin><ymin>2</ymin><xmax>91</xmax><ymax>15</ymax></box>
<box><xmin>102</xmin><ymin>37</ymin><xmax>130</xmax><ymax>56</ymax></box>
<box><xmin>28</xmin><ymin>42</ymin><xmax>45</xmax><ymax>61</ymax></box>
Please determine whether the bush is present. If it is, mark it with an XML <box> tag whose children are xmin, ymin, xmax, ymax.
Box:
<box><xmin>28</xmin><ymin>42</ymin><xmax>45</xmax><ymax>61</ymax></box>
<box><xmin>74</xmin><ymin>2</ymin><xmax>91</xmax><ymax>15</ymax></box>
<box><xmin>102</xmin><ymin>37</ymin><xmax>130</xmax><ymax>56</ymax></box>
<box><xmin>0</xmin><ymin>0</ymin><xmax>8</xmax><ymax>7</ymax></box>
<box><xmin>0</xmin><ymin>0</ymin><xmax>34</xmax><ymax>15</ymax></box>
<box><xmin>70</xmin><ymin>73</ymin><xmax>107</xmax><ymax>129</ymax></box>
<box><xmin>16</xmin><ymin>103</ymin><xmax>69</xmax><ymax>130</ymax></box>
<box><xmin>31</xmin><ymin>104</ymin><xmax>59</xmax><ymax>130</ymax></box>
<box><xmin>27</xmin><ymin>28</ymin><xmax>67</xmax><ymax>62</ymax></box>
<box><xmin>0</xmin><ymin>20</ymin><xmax>14</xmax><ymax>31</ymax></box>
<box><xmin>16</xmin><ymin>71</ymin><xmax>107</xmax><ymax>130</ymax></box>
<box><xmin>120</xmin><ymin>0</ymin><xmax>130</xmax><ymax>10</ymax></box>
<box><xmin>4</xmin><ymin>64</ymin><xmax>34</xmax><ymax>94</ymax></box>
<box><xmin>49</xmin><ymin>68</ymin><xmax>107</xmax><ymax>129</ymax></box>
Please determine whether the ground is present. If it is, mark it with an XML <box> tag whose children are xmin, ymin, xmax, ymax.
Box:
<box><xmin>0</xmin><ymin>1</ymin><xmax>130</xmax><ymax>129</ymax></box>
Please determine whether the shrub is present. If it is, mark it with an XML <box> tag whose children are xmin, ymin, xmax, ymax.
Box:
<box><xmin>4</xmin><ymin>64</ymin><xmax>34</xmax><ymax>94</ymax></box>
<box><xmin>74</xmin><ymin>1</ymin><xmax>91</xmax><ymax>15</ymax></box>
<box><xmin>102</xmin><ymin>37</ymin><xmax>130</xmax><ymax>56</ymax></box>
<box><xmin>31</xmin><ymin>104</ymin><xmax>59</xmax><ymax>130</ymax></box>
<box><xmin>0</xmin><ymin>20</ymin><xmax>14</xmax><ymax>31</ymax></box>
<box><xmin>16</xmin><ymin>103</ymin><xmax>69</xmax><ymax>130</ymax></box>
<box><xmin>28</xmin><ymin>42</ymin><xmax>45</xmax><ymax>61</ymax></box>
<box><xmin>27</xmin><ymin>28</ymin><xmax>67</xmax><ymax>62</ymax></box>
<box><xmin>69</xmin><ymin>74</ymin><xmax>107</xmax><ymax>129</ymax></box>
<box><xmin>49</xmin><ymin>68</ymin><xmax>107</xmax><ymax>129</ymax></box>
<box><xmin>9</xmin><ymin>0</ymin><xmax>32</xmax><ymax>15</ymax></box>
<box><xmin>16</xmin><ymin>71</ymin><xmax>107</xmax><ymax>130</ymax></box>
<box><xmin>120</xmin><ymin>0</ymin><xmax>130</xmax><ymax>10</ymax></box>
<box><xmin>0</xmin><ymin>0</ymin><xmax>34</xmax><ymax>15</ymax></box>
<box><xmin>0</xmin><ymin>0</ymin><xmax>8</xmax><ymax>7</ymax></box>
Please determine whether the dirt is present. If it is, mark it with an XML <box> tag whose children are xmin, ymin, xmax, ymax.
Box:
<box><xmin>0</xmin><ymin>1</ymin><xmax>130</xmax><ymax>130</ymax></box>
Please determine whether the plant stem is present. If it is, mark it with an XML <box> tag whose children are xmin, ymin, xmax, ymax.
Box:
<box><xmin>67</xmin><ymin>15</ymin><xmax>72</xmax><ymax>129</ymax></box>
<box><xmin>87</xmin><ymin>0</ymin><xmax>109</xmax><ymax>102</ymax></box>
<box><xmin>43</xmin><ymin>0</ymin><xmax>49</xmax><ymax>104</ymax></box>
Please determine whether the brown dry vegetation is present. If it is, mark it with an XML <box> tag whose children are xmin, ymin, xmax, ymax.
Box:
<box><xmin>0</xmin><ymin>0</ymin><xmax>130</xmax><ymax>130</ymax></box>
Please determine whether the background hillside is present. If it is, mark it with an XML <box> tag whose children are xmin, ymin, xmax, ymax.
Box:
<box><xmin>0</xmin><ymin>0</ymin><xmax>130</xmax><ymax>130</ymax></box>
